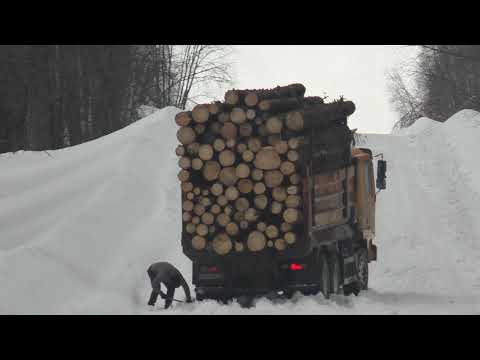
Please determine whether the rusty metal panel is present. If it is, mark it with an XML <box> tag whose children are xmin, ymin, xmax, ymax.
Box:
<box><xmin>313</xmin><ymin>191</ymin><xmax>344</xmax><ymax>212</ymax></box>
<box><xmin>314</xmin><ymin>207</ymin><xmax>345</xmax><ymax>227</ymax></box>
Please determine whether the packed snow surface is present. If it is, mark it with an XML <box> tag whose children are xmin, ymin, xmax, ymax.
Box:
<box><xmin>1</xmin><ymin>108</ymin><xmax>480</xmax><ymax>314</ymax></box>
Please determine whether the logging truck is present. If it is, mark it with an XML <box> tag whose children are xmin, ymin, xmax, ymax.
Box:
<box><xmin>175</xmin><ymin>84</ymin><xmax>387</xmax><ymax>305</ymax></box>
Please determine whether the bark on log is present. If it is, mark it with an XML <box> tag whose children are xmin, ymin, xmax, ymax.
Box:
<box><xmin>238</xmin><ymin>178</ymin><xmax>253</xmax><ymax>194</ymax></box>
<box><xmin>258</xmin><ymin>97</ymin><xmax>302</xmax><ymax>114</ymax></box>
<box><xmin>219</xmin><ymin>149</ymin><xmax>236</xmax><ymax>167</ymax></box>
<box><xmin>192</xmin><ymin>235</ymin><xmax>206</xmax><ymax>250</ymax></box>
<box><xmin>177</xmin><ymin>126</ymin><xmax>196</xmax><ymax>145</ymax></box>
<box><xmin>231</xmin><ymin>107</ymin><xmax>247</xmax><ymax>124</ymax></box>
<box><xmin>228</xmin><ymin>84</ymin><xmax>306</xmax><ymax>104</ymax></box>
<box><xmin>192</xmin><ymin>104</ymin><xmax>210</xmax><ymax>124</ymax></box>
<box><xmin>186</xmin><ymin>192</ymin><xmax>195</xmax><ymax>201</ymax></box>
<box><xmin>247</xmin><ymin>231</ymin><xmax>267</xmax><ymax>252</ymax></box>
<box><xmin>175</xmin><ymin>111</ymin><xmax>192</xmax><ymax>127</ymax></box>
<box><xmin>288</xmin><ymin>137</ymin><xmax>303</xmax><ymax>149</ymax></box>
<box><xmin>254</xmin><ymin>147</ymin><xmax>281</xmax><ymax>170</ymax></box>
<box><xmin>198</xmin><ymin>144</ymin><xmax>214</xmax><ymax>161</ymax></box>
<box><xmin>264</xmin><ymin>170</ymin><xmax>284</xmax><ymax>188</ymax></box>
<box><xmin>203</xmin><ymin>161</ymin><xmax>221</xmax><ymax>181</ymax></box>
<box><xmin>219</xmin><ymin>167</ymin><xmax>238</xmax><ymax>186</ymax></box>
<box><xmin>212</xmin><ymin>233</ymin><xmax>232</xmax><ymax>255</ymax></box>
<box><xmin>303</xmin><ymin>100</ymin><xmax>356</xmax><ymax>129</ymax></box>
<box><xmin>192</xmin><ymin>217</ymin><xmax>200</xmax><ymax>225</ymax></box>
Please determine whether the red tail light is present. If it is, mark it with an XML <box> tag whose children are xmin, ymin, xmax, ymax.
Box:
<box><xmin>289</xmin><ymin>263</ymin><xmax>304</xmax><ymax>271</ymax></box>
<box><xmin>207</xmin><ymin>266</ymin><xmax>219</xmax><ymax>273</ymax></box>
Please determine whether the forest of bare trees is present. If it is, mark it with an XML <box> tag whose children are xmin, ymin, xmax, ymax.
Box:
<box><xmin>388</xmin><ymin>45</ymin><xmax>480</xmax><ymax>131</ymax></box>
<box><xmin>0</xmin><ymin>45</ymin><xmax>232</xmax><ymax>154</ymax></box>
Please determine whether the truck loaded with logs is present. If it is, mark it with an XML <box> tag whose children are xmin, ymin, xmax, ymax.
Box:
<box><xmin>174</xmin><ymin>83</ymin><xmax>387</xmax><ymax>304</ymax></box>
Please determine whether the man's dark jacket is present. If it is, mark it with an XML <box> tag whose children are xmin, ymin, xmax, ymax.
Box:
<box><xmin>147</xmin><ymin>262</ymin><xmax>192</xmax><ymax>308</ymax></box>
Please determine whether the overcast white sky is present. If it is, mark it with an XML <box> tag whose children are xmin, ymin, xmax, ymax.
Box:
<box><xmin>206</xmin><ymin>45</ymin><xmax>419</xmax><ymax>134</ymax></box>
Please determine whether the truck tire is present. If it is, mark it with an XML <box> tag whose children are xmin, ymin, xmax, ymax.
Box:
<box><xmin>318</xmin><ymin>252</ymin><xmax>331</xmax><ymax>299</ymax></box>
<box><xmin>356</xmin><ymin>248</ymin><xmax>369</xmax><ymax>291</ymax></box>
<box><xmin>329</xmin><ymin>252</ymin><xmax>342</xmax><ymax>295</ymax></box>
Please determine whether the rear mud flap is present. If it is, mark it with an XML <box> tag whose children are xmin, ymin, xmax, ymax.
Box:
<box><xmin>368</xmin><ymin>244</ymin><xmax>377</xmax><ymax>262</ymax></box>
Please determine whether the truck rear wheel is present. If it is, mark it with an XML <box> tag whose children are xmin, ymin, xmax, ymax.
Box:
<box><xmin>329</xmin><ymin>252</ymin><xmax>342</xmax><ymax>295</ymax></box>
<box><xmin>356</xmin><ymin>248</ymin><xmax>369</xmax><ymax>291</ymax></box>
<box><xmin>318</xmin><ymin>252</ymin><xmax>331</xmax><ymax>299</ymax></box>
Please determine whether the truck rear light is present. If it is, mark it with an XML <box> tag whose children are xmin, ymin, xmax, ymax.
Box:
<box><xmin>289</xmin><ymin>263</ymin><xmax>304</xmax><ymax>271</ymax></box>
<box><xmin>207</xmin><ymin>266</ymin><xmax>219</xmax><ymax>273</ymax></box>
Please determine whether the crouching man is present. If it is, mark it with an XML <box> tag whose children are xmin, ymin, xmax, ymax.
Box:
<box><xmin>147</xmin><ymin>262</ymin><xmax>192</xmax><ymax>309</ymax></box>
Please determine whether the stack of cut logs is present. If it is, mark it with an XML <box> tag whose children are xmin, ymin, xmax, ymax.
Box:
<box><xmin>175</xmin><ymin>83</ymin><xmax>354</xmax><ymax>256</ymax></box>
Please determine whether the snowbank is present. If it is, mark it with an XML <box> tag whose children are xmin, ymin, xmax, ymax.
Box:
<box><xmin>1</xmin><ymin>108</ymin><xmax>480</xmax><ymax>314</ymax></box>
<box><xmin>393</xmin><ymin>117</ymin><xmax>442</xmax><ymax>136</ymax></box>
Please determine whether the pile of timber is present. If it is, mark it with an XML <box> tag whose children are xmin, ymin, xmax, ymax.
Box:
<box><xmin>175</xmin><ymin>83</ymin><xmax>355</xmax><ymax>256</ymax></box>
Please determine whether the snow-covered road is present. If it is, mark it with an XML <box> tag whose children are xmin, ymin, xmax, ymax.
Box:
<box><xmin>1</xmin><ymin>108</ymin><xmax>480</xmax><ymax>314</ymax></box>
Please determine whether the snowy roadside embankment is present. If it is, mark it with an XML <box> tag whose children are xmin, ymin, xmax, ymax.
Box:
<box><xmin>1</xmin><ymin>107</ymin><xmax>480</xmax><ymax>314</ymax></box>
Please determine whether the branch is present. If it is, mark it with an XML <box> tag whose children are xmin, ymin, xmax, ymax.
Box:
<box><xmin>421</xmin><ymin>45</ymin><xmax>480</xmax><ymax>63</ymax></box>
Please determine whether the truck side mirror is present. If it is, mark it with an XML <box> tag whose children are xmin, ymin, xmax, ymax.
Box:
<box><xmin>376</xmin><ymin>159</ymin><xmax>387</xmax><ymax>190</ymax></box>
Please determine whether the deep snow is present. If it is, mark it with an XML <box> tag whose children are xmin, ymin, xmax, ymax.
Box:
<box><xmin>1</xmin><ymin>107</ymin><xmax>480</xmax><ymax>314</ymax></box>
